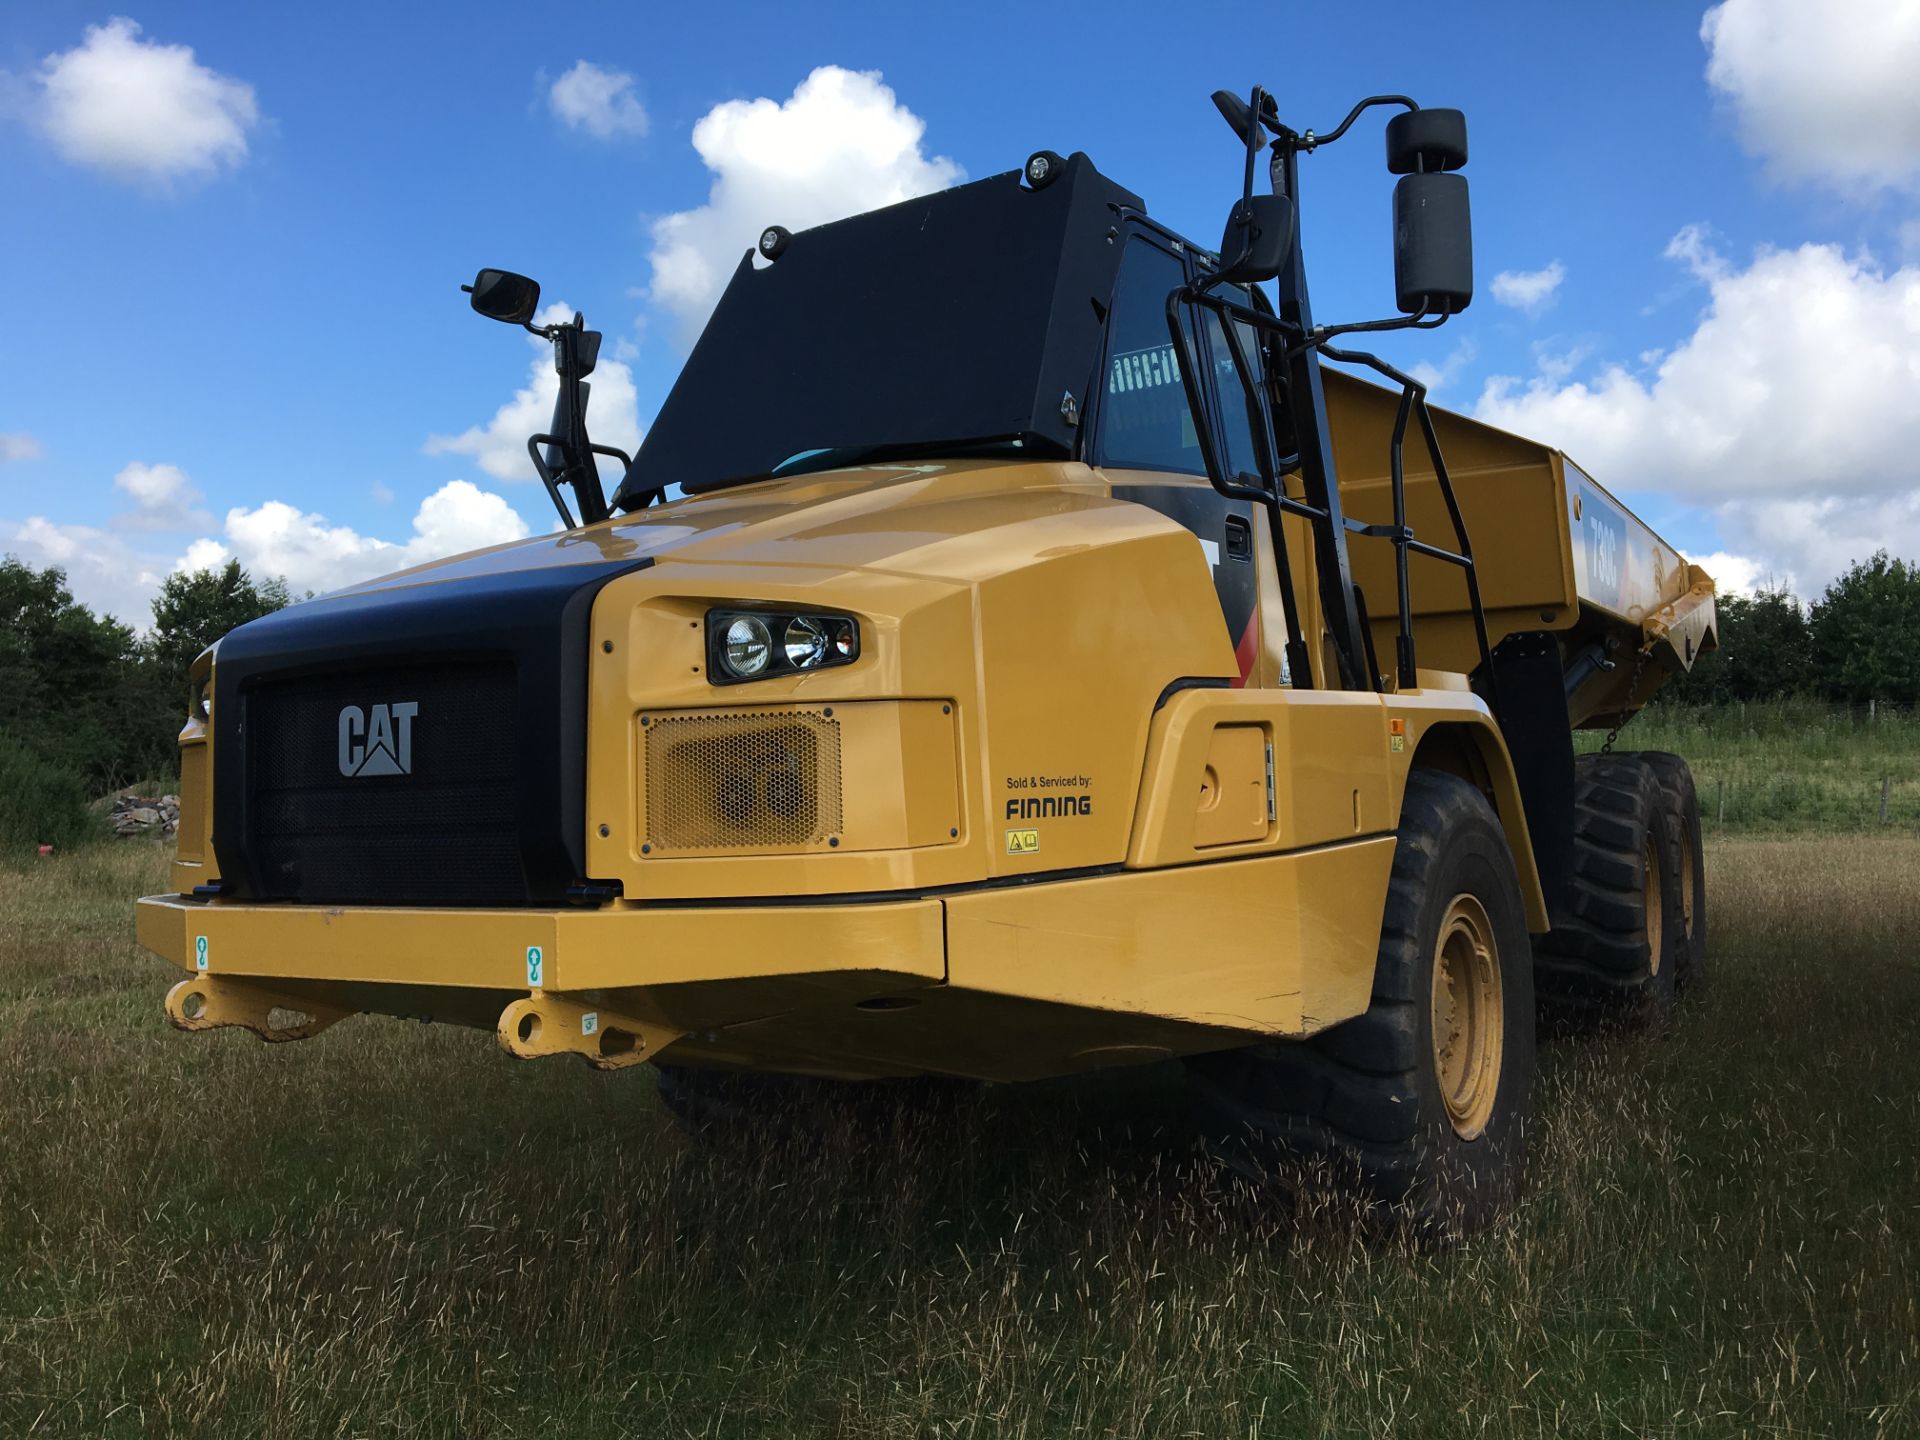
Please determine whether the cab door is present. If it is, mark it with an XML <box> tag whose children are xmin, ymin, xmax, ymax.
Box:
<box><xmin>1088</xmin><ymin>230</ymin><xmax>1278</xmax><ymax>687</ymax></box>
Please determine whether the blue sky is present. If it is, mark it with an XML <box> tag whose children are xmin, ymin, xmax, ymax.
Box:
<box><xmin>4</xmin><ymin>0</ymin><xmax>1918</xmax><ymax>622</ymax></box>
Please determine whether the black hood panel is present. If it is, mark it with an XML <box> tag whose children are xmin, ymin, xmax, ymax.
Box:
<box><xmin>210</xmin><ymin>556</ymin><xmax>649</xmax><ymax>907</ymax></box>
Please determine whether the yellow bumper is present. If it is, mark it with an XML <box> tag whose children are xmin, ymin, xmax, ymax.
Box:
<box><xmin>135</xmin><ymin>840</ymin><xmax>1394</xmax><ymax>1082</ymax></box>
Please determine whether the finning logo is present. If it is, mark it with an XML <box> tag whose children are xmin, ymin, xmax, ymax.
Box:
<box><xmin>337</xmin><ymin>702</ymin><xmax>418</xmax><ymax>777</ymax></box>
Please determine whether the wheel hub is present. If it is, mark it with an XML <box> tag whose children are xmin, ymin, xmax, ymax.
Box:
<box><xmin>1430</xmin><ymin>893</ymin><xmax>1503</xmax><ymax>1141</ymax></box>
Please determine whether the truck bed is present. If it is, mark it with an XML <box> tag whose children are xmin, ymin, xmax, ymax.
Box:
<box><xmin>1324</xmin><ymin>369</ymin><xmax>1716</xmax><ymax>727</ymax></box>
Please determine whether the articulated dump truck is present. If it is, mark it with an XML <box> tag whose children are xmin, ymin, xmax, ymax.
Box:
<box><xmin>136</xmin><ymin>88</ymin><xmax>1715</xmax><ymax>1234</ymax></box>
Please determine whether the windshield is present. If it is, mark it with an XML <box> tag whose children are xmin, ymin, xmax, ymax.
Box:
<box><xmin>614</xmin><ymin>158</ymin><xmax>1143</xmax><ymax>508</ymax></box>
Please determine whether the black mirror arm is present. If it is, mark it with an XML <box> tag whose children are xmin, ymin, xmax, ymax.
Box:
<box><xmin>1287</xmin><ymin>94</ymin><xmax>1417</xmax><ymax>153</ymax></box>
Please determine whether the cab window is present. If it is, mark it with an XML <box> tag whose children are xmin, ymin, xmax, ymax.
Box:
<box><xmin>1095</xmin><ymin>239</ymin><xmax>1205</xmax><ymax>475</ymax></box>
<box><xmin>1203</xmin><ymin>298</ymin><xmax>1274</xmax><ymax>482</ymax></box>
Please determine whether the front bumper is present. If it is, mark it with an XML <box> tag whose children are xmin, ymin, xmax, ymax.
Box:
<box><xmin>136</xmin><ymin>841</ymin><xmax>1394</xmax><ymax>1082</ymax></box>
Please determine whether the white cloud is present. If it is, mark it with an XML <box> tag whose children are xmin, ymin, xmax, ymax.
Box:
<box><xmin>4</xmin><ymin>480</ymin><xmax>533</xmax><ymax>625</ymax></box>
<box><xmin>423</xmin><ymin>302</ymin><xmax>643</xmax><ymax>483</ymax></box>
<box><xmin>1474</xmin><ymin>229</ymin><xmax>1920</xmax><ymax>592</ymax></box>
<box><xmin>648</xmin><ymin>65</ymin><xmax>962</xmax><ymax>346</ymax></box>
<box><xmin>1685</xmin><ymin>549</ymin><xmax>1774</xmax><ymax>598</ymax></box>
<box><xmin>1702</xmin><ymin>0</ymin><xmax>1920</xmax><ymax>193</ymax></box>
<box><xmin>186</xmin><ymin>479</ymin><xmax>532</xmax><ymax>597</ymax></box>
<box><xmin>1</xmin><ymin>516</ymin><xmax>169</xmax><ymax>626</ymax></box>
<box><xmin>0</xmin><ymin>433</ymin><xmax>44</xmax><ymax>464</ymax></box>
<box><xmin>32</xmin><ymin>18</ymin><xmax>259</xmax><ymax>185</ymax></box>
<box><xmin>1406</xmin><ymin>338</ymin><xmax>1477</xmax><ymax>399</ymax></box>
<box><xmin>1489</xmin><ymin>261</ymin><xmax>1565</xmax><ymax>315</ymax></box>
<box><xmin>110</xmin><ymin>460</ymin><xmax>212</xmax><ymax>531</ymax></box>
<box><xmin>547</xmin><ymin>60</ymin><xmax>648</xmax><ymax>139</ymax></box>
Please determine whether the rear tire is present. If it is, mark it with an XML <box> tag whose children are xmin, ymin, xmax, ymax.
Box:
<box><xmin>1639</xmin><ymin>751</ymin><xmax>1707</xmax><ymax>991</ymax></box>
<box><xmin>1187</xmin><ymin>769</ymin><xmax>1536</xmax><ymax>1240</ymax></box>
<box><xmin>1533</xmin><ymin>754</ymin><xmax>1683</xmax><ymax>1028</ymax></box>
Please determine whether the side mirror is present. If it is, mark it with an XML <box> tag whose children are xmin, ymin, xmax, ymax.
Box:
<box><xmin>1392</xmin><ymin>172</ymin><xmax>1472</xmax><ymax>314</ymax></box>
<box><xmin>464</xmin><ymin>268</ymin><xmax>541</xmax><ymax>325</ymax></box>
<box><xmin>1215</xmin><ymin>193</ymin><xmax>1294</xmax><ymax>285</ymax></box>
<box><xmin>1385</xmin><ymin>108</ymin><xmax>1468</xmax><ymax>175</ymax></box>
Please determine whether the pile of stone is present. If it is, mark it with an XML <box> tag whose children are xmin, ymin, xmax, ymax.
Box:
<box><xmin>98</xmin><ymin>790</ymin><xmax>181</xmax><ymax>839</ymax></box>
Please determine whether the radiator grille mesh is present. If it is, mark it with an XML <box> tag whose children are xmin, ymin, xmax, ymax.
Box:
<box><xmin>644</xmin><ymin>709</ymin><xmax>842</xmax><ymax>853</ymax></box>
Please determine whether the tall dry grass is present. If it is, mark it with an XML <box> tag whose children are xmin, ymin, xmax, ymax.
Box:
<box><xmin>1</xmin><ymin>836</ymin><xmax>1916</xmax><ymax>1438</ymax></box>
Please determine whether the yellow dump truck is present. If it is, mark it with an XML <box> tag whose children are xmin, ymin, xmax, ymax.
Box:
<box><xmin>136</xmin><ymin>88</ymin><xmax>1714</xmax><ymax>1234</ymax></box>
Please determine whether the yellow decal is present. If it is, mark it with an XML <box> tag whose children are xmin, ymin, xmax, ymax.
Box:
<box><xmin>1390</xmin><ymin>734</ymin><xmax>1406</xmax><ymax>753</ymax></box>
<box><xmin>1005</xmin><ymin>828</ymin><xmax>1040</xmax><ymax>855</ymax></box>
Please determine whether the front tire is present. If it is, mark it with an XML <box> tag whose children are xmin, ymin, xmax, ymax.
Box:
<box><xmin>1188</xmin><ymin>769</ymin><xmax>1536</xmax><ymax>1239</ymax></box>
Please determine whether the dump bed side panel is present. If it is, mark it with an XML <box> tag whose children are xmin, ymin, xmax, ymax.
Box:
<box><xmin>1560</xmin><ymin>458</ymin><xmax>1690</xmax><ymax>626</ymax></box>
<box><xmin>1325</xmin><ymin>371</ymin><xmax>1712</xmax><ymax>705</ymax></box>
<box><xmin>1328</xmin><ymin>369</ymin><xmax>1578</xmax><ymax>674</ymax></box>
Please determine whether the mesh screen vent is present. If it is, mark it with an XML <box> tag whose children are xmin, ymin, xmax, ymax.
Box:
<box><xmin>644</xmin><ymin>709</ymin><xmax>843</xmax><ymax>853</ymax></box>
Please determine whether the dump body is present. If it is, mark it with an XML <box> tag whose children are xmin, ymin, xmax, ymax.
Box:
<box><xmin>1327</xmin><ymin>371</ymin><xmax>1715</xmax><ymax>728</ymax></box>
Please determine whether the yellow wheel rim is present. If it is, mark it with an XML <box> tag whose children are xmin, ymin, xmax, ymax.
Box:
<box><xmin>1644</xmin><ymin>834</ymin><xmax>1664</xmax><ymax>976</ymax></box>
<box><xmin>1677</xmin><ymin>821</ymin><xmax>1695</xmax><ymax>941</ymax></box>
<box><xmin>1430</xmin><ymin>893</ymin><xmax>1503</xmax><ymax>1141</ymax></box>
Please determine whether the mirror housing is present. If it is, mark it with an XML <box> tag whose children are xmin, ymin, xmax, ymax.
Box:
<box><xmin>1393</xmin><ymin>173</ymin><xmax>1472</xmax><ymax>315</ymax></box>
<box><xmin>465</xmin><ymin>268</ymin><xmax>541</xmax><ymax>325</ymax></box>
<box><xmin>1215</xmin><ymin>194</ymin><xmax>1294</xmax><ymax>285</ymax></box>
<box><xmin>1386</xmin><ymin>108</ymin><xmax>1468</xmax><ymax>174</ymax></box>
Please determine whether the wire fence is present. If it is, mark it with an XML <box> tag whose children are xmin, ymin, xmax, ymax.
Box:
<box><xmin>1577</xmin><ymin>699</ymin><xmax>1920</xmax><ymax>834</ymax></box>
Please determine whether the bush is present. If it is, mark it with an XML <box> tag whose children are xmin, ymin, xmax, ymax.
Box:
<box><xmin>0</xmin><ymin>742</ymin><xmax>103</xmax><ymax>852</ymax></box>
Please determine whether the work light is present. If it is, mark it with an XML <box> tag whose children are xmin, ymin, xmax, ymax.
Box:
<box><xmin>708</xmin><ymin>608</ymin><xmax>860</xmax><ymax>684</ymax></box>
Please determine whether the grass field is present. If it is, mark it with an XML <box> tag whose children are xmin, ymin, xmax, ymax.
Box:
<box><xmin>1579</xmin><ymin>702</ymin><xmax>1920</xmax><ymax>833</ymax></box>
<box><xmin>2</xmin><ymin>760</ymin><xmax>1917</xmax><ymax>1435</ymax></box>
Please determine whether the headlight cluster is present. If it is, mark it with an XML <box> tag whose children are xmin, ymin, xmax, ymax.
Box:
<box><xmin>707</xmin><ymin>608</ymin><xmax>859</xmax><ymax>684</ymax></box>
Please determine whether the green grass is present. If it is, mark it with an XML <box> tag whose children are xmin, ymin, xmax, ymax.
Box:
<box><xmin>1581</xmin><ymin>700</ymin><xmax>1920</xmax><ymax>833</ymax></box>
<box><xmin>1</xmin><ymin>834</ymin><xmax>1917</xmax><ymax>1438</ymax></box>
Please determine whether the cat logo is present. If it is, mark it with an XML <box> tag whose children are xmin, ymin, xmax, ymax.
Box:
<box><xmin>337</xmin><ymin>702</ymin><xmax>419</xmax><ymax>777</ymax></box>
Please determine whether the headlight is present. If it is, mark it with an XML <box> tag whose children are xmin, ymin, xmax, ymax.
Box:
<box><xmin>190</xmin><ymin>677</ymin><xmax>211</xmax><ymax>722</ymax></box>
<box><xmin>708</xmin><ymin>608</ymin><xmax>860</xmax><ymax>684</ymax></box>
<box><xmin>723</xmin><ymin>615</ymin><xmax>772</xmax><ymax>677</ymax></box>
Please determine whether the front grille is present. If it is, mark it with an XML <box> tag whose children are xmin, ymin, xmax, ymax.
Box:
<box><xmin>644</xmin><ymin>708</ymin><xmax>843</xmax><ymax>853</ymax></box>
<box><xmin>245</xmin><ymin>660</ymin><xmax>525</xmax><ymax>905</ymax></box>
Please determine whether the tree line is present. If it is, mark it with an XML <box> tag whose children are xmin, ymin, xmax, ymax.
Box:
<box><xmin>1662</xmin><ymin>552</ymin><xmax>1920</xmax><ymax>706</ymax></box>
<box><xmin>1</xmin><ymin>557</ymin><xmax>289</xmax><ymax>798</ymax></box>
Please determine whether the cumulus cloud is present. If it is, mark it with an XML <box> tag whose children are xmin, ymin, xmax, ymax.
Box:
<box><xmin>547</xmin><ymin>60</ymin><xmax>648</xmax><ymax>139</ymax></box>
<box><xmin>1685</xmin><ymin>549</ymin><xmax>1775</xmax><ymax>598</ymax></box>
<box><xmin>1</xmin><ymin>516</ymin><xmax>170</xmax><ymax>626</ymax></box>
<box><xmin>1489</xmin><ymin>260</ymin><xmax>1565</xmax><ymax>315</ymax></box>
<box><xmin>0</xmin><ymin>433</ymin><xmax>44</xmax><ymax>464</ymax></box>
<box><xmin>1702</xmin><ymin>0</ymin><xmax>1920</xmax><ymax>193</ymax></box>
<box><xmin>5</xmin><ymin>480</ymin><xmax>533</xmax><ymax>625</ymax></box>
<box><xmin>648</xmin><ymin>66</ymin><xmax>962</xmax><ymax>346</ymax></box>
<box><xmin>1474</xmin><ymin>228</ymin><xmax>1920</xmax><ymax>591</ymax></box>
<box><xmin>182</xmin><ymin>480</ymin><xmax>532</xmax><ymax>597</ymax></box>
<box><xmin>110</xmin><ymin>460</ymin><xmax>212</xmax><ymax>531</ymax></box>
<box><xmin>31</xmin><ymin>17</ymin><xmax>259</xmax><ymax>185</ymax></box>
<box><xmin>423</xmin><ymin>301</ymin><xmax>643</xmax><ymax>483</ymax></box>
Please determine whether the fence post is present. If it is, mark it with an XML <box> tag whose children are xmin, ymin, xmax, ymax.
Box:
<box><xmin>1717</xmin><ymin>778</ymin><xmax>1726</xmax><ymax>824</ymax></box>
<box><xmin>1882</xmin><ymin>774</ymin><xmax>1892</xmax><ymax>825</ymax></box>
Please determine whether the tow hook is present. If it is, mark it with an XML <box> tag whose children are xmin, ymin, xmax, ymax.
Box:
<box><xmin>496</xmin><ymin>993</ymin><xmax>680</xmax><ymax>1071</ymax></box>
<box><xmin>164</xmin><ymin>975</ymin><xmax>352</xmax><ymax>1043</ymax></box>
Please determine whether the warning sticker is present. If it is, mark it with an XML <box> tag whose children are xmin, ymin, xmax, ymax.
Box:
<box><xmin>526</xmin><ymin>945</ymin><xmax>544</xmax><ymax>989</ymax></box>
<box><xmin>194</xmin><ymin>935</ymin><xmax>209</xmax><ymax>972</ymax></box>
<box><xmin>1005</xmin><ymin>828</ymin><xmax>1040</xmax><ymax>855</ymax></box>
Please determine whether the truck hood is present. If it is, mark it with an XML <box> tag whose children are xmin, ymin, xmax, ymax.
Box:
<box><xmin>337</xmin><ymin>458</ymin><xmax>1116</xmax><ymax>600</ymax></box>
